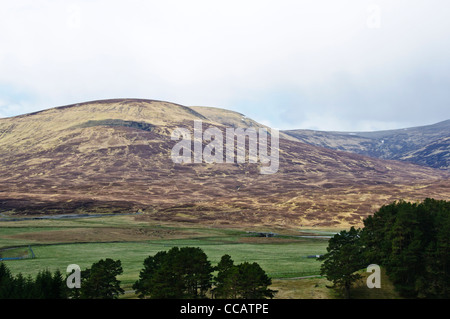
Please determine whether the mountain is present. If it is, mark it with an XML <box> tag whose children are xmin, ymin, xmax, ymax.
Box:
<box><xmin>0</xmin><ymin>99</ymin><xmax>448</xmax><ymax>228</ymax></box>
<box><xmin>283</xmin><ymin>120</ymin><xmax>450</xmax><ymax>170</ymax></box>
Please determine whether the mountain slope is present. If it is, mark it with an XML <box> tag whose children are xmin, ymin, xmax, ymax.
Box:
<box><xmin>0</xmin><ymin>99</ymin><xmax>448</xmax><ymax>228</ymax></box>
<box><xmin>283</xmin><ymin>120</ymin><xmax>450</xmax><ymax>170</ymax></box>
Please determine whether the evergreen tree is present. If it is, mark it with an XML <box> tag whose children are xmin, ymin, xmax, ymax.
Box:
<box><xmin>176</xmin><ymin>247</ymin><xmax>213</xmax><ymax>298</ymax></box>
<box><xmin>319</xmin><ymin>227</ymin><xmax>366</xmax><ymax>299</ymax></box>
<box><xmin>133</xmin><ymin>247</ymin><xmax>213</xmax><ymax>299</ymax></box>
<box><xmin>133</xmin><ymin>251</ymin><xmax>168</xmax><ymax>298</ymax></box>
<box><xmin>12</xmin><ymin>273</ymin><xmax>35</xmax><ymax>299</ymax></box>
<box><xmin>51</xmin><ymin>269</ymin><xmax>68</xmax><ymax>299</ymax></box>
<box><xmin>214</xmin><ymin>254</ymin><xmax>276</xmax><ymax>299</ymax></box>
<box><xmin>214</xmin><ymin>254</ymin><xmax>236</xmax><ymax>298</ymax></box>
<box><xmin>34</xmin><ymin>269</ymin><xmax>55</xmax><ymax>299</ymax></box>
<box><xmin>77</xmin><ymin>258</ymin><xmax>124</xmax><ymax>299</ymax></box>
<box><xmin>362</xmin><ymin>198</ymin><xmax>450</xmax><ymax>298</ymax></box>
<box><xmin>418</xmin><ymin>199</ymin><xmax>450</xmax><ymax>298</ymax></box>
<box><xmin>0</xmin><ymin>264</ymin><xmax>68</xmax><ymax>299</ymax></box>
<box><xmin>234</xmin><ymin>262</ymin><xmax>276</xmax><ymax>299</ymax></box>
<box><xmin>362</xmin><ymin>202</ymin><xmax>397</xmax><ymax>264</ymax></box>
<box><xmin>0</xmin><ymin>262</ymin><xmax>14</xmax><ymax>298</ymax></box>
<box><xmin>148</xmin><ymin>250</ymin><xmax>185</xmax><ymax>299</ymax></box>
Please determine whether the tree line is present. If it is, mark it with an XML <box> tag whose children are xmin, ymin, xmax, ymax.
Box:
<box><xmin>133</xmin><ymin>247</ymin><xmax>276</xmax><ymax>299</ymax></box>
<box><xmin>319</xmin><ymin>198</ymin><xmax>450</xmax><ymax>299</ymax></box>
<box><xmin>0</xmin><ymin>247</ymin><xmax>276</xmax><ymax>299</ymax></box>
<box><xmin>0</xmin><ymin>264</ymin><xmax>67</xmax><ymax>299</ymax></box>
<box><xmin>0</xmin><ymin>258</ymin><xmax>123</xmax><ymax>299</ymax></box>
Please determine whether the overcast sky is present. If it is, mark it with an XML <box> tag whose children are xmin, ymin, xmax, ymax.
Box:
<box><xmin>1</xmin><ymin>0</ymin><xmax>449</xmax><ymax>131</ymax></box>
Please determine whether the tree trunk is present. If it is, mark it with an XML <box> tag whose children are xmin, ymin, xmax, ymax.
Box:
<box><xmin>344</xmin><ymin>282</ymin><xmax>351</xmax><ymax>299</ymax></box>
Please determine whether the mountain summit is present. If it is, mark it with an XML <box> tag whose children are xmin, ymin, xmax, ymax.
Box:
<box><xmin>0</xmin><ymin>99</ymin><xmax>448</xmax><ymax>228</ymax></box>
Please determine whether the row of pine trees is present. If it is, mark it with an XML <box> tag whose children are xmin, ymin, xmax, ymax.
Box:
<box><xmin>0</xmin><ymin>265</ymin><xmax>67</xmax><ymax>299</ymax></box>
<box><xmin>319</xmin><ymin>198</ymin><xmax>450</xmax><ymax>298</ymax></box>
<box><xmin>1</xmin><ymin>247</ymin><xmax>275</xmax><ymax>299</ymax></box>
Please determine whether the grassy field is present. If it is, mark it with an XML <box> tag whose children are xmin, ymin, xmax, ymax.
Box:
<box><xmin>0</xmin><ymin>214</ymin><xmax>333</xmax><ymax>296</ymax></box>
<box><xmin>0</xmin><ymin>214</ymin><xmax>399</xmax><ymax>299</ymax></box>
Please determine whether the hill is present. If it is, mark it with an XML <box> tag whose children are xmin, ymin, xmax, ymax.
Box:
<box><xmin>283</xmin><ymin>120</ymin><xmax>450</xmax><ymax>170</ymax></box>
<box><xmin>0</xmin><ymin>99</ymin><xmax>448</xmax><ymax>228</ymax></box>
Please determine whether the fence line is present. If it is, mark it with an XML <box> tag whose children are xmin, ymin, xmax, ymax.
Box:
<box><xmin>0</xmin><ymin>245</ymin><xmax>36</xmax><ymax>261</ymax></box>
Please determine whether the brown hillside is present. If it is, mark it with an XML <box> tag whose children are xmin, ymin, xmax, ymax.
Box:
<box><xmin>0</xmin><ymin>99</ymin><xmax>448</xmax><ymax>228</ymax></box>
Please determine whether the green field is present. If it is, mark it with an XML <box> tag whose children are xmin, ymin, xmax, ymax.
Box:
<box><xmin>2</xmin><ymin>239</ymin><xmax>327</xmax><ymax>286</ymax></box>
<box><xmin>0</xmin><ymin>214</ymin><xmax>402</xmax><ymax>299</ymax></box>
<box><xmin>0</xmin><ymin>214</ymin><xmax>332</xmax><ymax>295</ymax></box>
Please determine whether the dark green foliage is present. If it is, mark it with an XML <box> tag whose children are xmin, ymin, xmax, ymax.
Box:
<box><xmin>0</xmin><ymin>263</ymin><xmax>67</xmax><ymax>299</ymax></box>
<box><xmin>319</xmin><ymin>199</ymin><xmax>450</xmax><ymax>299</ymax></box>
<box><xmin>75</xmin><ymin>258</ymin><xmax>124</xmax><ymax>299</ymax></box>
<box><xmin>9</xmin><ymin>273</ymin><xmax>35</xmax><ymax>299</ymax></box>
<box><xmin>318</xmin><ymin>227</ymin><xmax>366</xmax><ymax>299</ymax></box>
<box><xmin>214</xmin><ymin>254</ymin><xmax>276</xmax><ymax>299</ymax></box>
<box><xmin>132</xmin><ymin>250</ymin><xmax>168</xmax><ymax>298</ymax></box>
<box><xmin>233</xmin><ymin>262</ymin><xmax>277</xmax><ymax>299</ymax></box>
<box><xmin>34</xmin><ymin>269</ymin><xmax>68</xmax><ymax>299</ymax></box>
<box><xmin>134</xmin><ymin>248</ymin><xmax>275</xmax><ymax>299</ymax></box>
<box><xmin>214</xmin><ymin>254</ymin><xmax>237</xmax><ymax>298</ymax></box>
<box><xmin>51</xmin><ymin>269</ymin><xmax>68</xmax><ymax>299</ymax></box>
<box><xmin>133</xmin><ymin>247</ymin><xmax>213</xmax><ymax>299</ymax></box>
<box><xmin>0</xmin><ymin>262</ymin><xmax>14</xmax><ymax>298</ymax></box>
<box><xmin>363</xmin><ymin>198</ymin><xmax>450</xmax><ymax>298</ymax></box>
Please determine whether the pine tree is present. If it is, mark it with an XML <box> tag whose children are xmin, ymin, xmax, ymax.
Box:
<box><xmin>214</xmin><ymin>254</ymin><xmax>236</xmax><ymax>298</ymax></box>
<box><xmin>13</xmin><ymin>273</ymin><xmax>35</xmax><ymax>299</ymax></box>
<box><xmin>78</xmin><ymin>258</ymin><xmax>124</xmax><ymax>299</ymax></box>
<box><xmin>0</xmin><ymin>263</ymin><xmax>14</xmax><ymax>298</ymax></box>
<box><xmin>214</xmin><ymin>255</ymin><xmax>276</xmax><ymax>299</ymax></box>
<box><xmin>319</xmin><ymin>227</ymin><xmax>366</xmax><ymax>299</ymax></box>
<box><xmin>34</xmin><ymin>269</ymin><xmax>54</xmax><ymax>298</ymax></box>
<box><xmin>133</xmin><ymin>251</ymin><xmax>168</xmax><ymax>298</ymax></box>
<box><xmin>51</xmin><ymin>269</ymin><xmax>68</xmax><ymax>299</ymax></box>
<box><xmin>361</xmin><ymin>198</ymin><xmax>450</xmax><ymax>298</ymax></box>
<box><xmin>134</xmin><ymin>247</ymin><xmax>213</xmax><ymax>299</ymax></box>
<box><xmin>234</xmin><ymin>262</ymin><xmax>276</xmax><ymax>299</ymax></box>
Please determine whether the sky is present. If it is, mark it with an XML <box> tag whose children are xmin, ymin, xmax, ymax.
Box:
<box><xmin>0</xmin><ymin>0</ymin><xmax>449</xmax><ymax>131</ymax></box>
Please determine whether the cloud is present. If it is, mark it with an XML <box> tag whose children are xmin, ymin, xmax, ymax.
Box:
<box><xmin>0</xmin><ymin>0</ymin><xmax>449</xmax><ymax>130</ymax></box>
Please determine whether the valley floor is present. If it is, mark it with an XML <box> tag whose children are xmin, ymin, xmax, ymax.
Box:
<box><xmin>0</xmin><ymin>213</ymin><xmax>399</xmax><ymax>299</ymax></box>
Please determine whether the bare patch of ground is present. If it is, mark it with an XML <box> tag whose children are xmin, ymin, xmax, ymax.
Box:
<box><xmin>5</xmin><ymin>227</ymin><xmax>195</xmax><ymax>243</ymax></box>
<box><xmin>271</xmin><ymin>277</ymin><xmax>334</xmax><ymax>299</ymax></box>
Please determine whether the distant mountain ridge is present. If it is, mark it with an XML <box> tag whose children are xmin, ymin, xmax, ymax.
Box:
<box><xmin>283</xmin><ymin>120</ymin><xmax>450</xmax><ymax>170</ymax></box>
